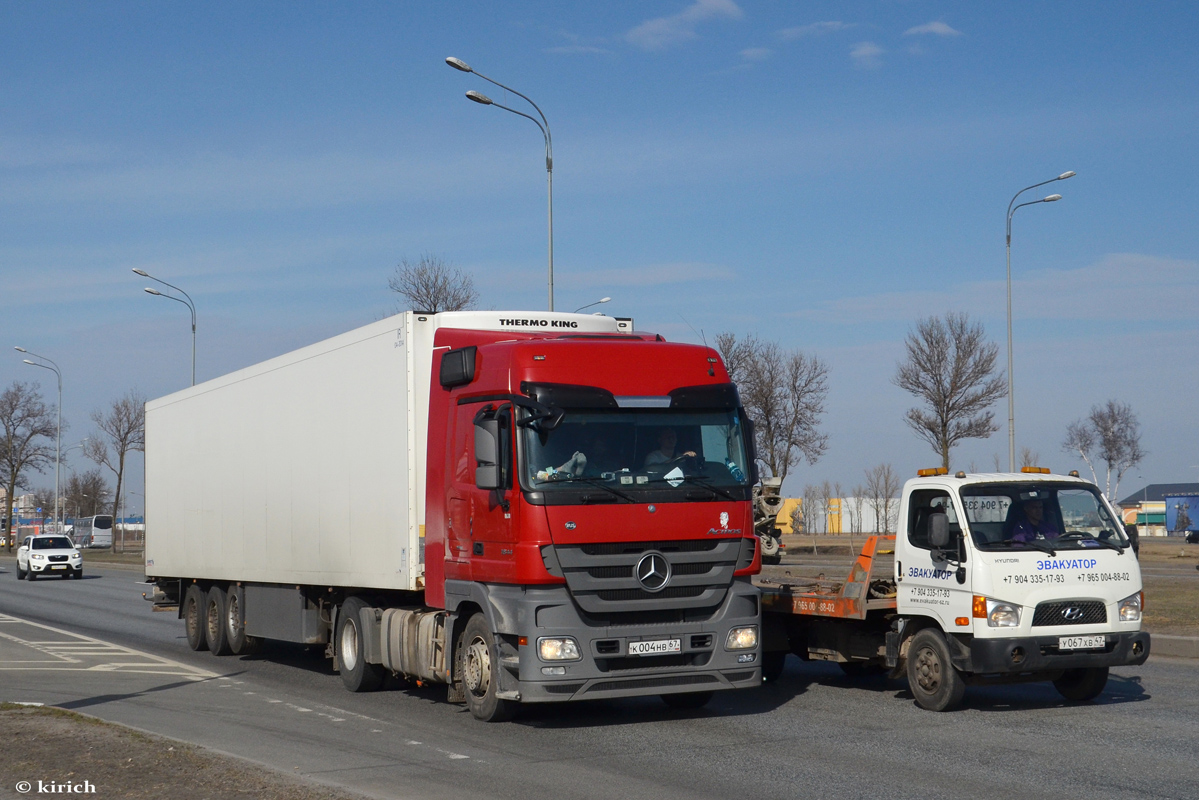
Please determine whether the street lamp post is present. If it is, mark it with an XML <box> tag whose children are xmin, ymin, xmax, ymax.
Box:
<box><xmin>574</xmin><ymin>297</ymin><xmax>611</xmax><ymax>314</ymax></box>
<box><xmin>132</xmin><ymin>268</ymin><xmax>197</xmax><ymax>386</ymax></box>
<box><xmin>447</xmin><ymin>57</ymin><xmax>555</xmax><ymax>311</ymax></box>
<box><xmin>1005</xmin><ymin>170</ymin><xmax>1075</xmax><ymax>471</ymax></box>
<box><xmin>14</xmin><ymin>347</ymin><xmax>61</xmax><ymax>534</ymax></box>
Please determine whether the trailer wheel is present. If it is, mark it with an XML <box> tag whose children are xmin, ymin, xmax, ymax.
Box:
<box><xmin>761</xmin><ymin>651</ymin><xmax>787</xmax><ymax>682</ymax></box>
<box><xmin>461</xmin><ymin>614</ymin><xmax>515</xmax><ymax>722</ymax></box>
<box><xmin>337</xmin><ymin>596</ymin><xmax>384</xmax><ymax>693</ymax></box>
<box><xmin>1053</xmin><ymin>667</ymin><xmax>1109</xmax><ymax>702</ymax></box>
<box><xmin>205</xmin><ymin>586</ymin><xmax>232</xmax><ymax>656</ymax></box>
<box><xmin>660</xmin><ymin>691</ymin><xmax>714</xmax><ymax>710</ymax></box>
<box><xmin>224</xmin><ymin>586</ymin><xmax>262</xmax><ymax>656</ymax></box>
<box><xmin>183</xmin><ymin>584</ymin><xmax>208</xmax><ymax>651</ymax></box>
<box><xmin>906</xmin><ymin>629</ymin><xmax>965</xmax><ymax>711</ymax></box>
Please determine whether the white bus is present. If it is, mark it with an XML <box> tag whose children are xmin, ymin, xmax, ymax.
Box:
<box><xmin>73</xmin><ymin>515</ymin><xmax>113</xmax><ymax>548</ymax></box>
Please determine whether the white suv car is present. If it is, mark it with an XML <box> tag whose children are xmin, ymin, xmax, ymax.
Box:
<box><xmin>16</xmin><ymin>535</ymin><xmax>83</xmax><ymax>580</ymax></box>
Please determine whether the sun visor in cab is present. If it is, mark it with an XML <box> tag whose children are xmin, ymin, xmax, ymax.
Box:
<box><xmin>668</xmin><ymin>383</ymin><xmax>740</xmax><ymax>409</ymax></box>
<box><xmin>520</xmin><ymin>382</ymin><xmax>619</xmax><ymax>409</ymax></box>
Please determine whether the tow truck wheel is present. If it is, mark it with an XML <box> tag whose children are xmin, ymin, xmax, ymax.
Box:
<box><xmin>661</xmin><ymin>691</ymin><xmax>714</xmax><ymax>709</ymax></box>
<box><xmin>460</xmin><ymin>614</ymin><xmax>515</xmax><ymax>722</ymax></box>
<box><xmin>1053</xmin><ymin>666</ymin><xmax>1109</xmax><ymax>702</ymax></box>
<box><xmin>205</xmin><ymin>586</ymin><xmax>232</xmax><ymax>656</ymax></box>
<box><xmin>183</xmin><ymin>584</ymin><xmax>208</xmax><ymax>651</ymax></box>
<box><xmin>906</xmin><ymin>629</ymin><xmax>965</xmax><ymax>712</ymax></box>
<box><xmin>337</xmin><ymin>596</ymin><xmax>384</xmax><ymax>692</ymax></box>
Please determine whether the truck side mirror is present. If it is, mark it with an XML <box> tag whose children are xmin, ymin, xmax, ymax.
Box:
<box><xmin>474</xmin><ymin>418</ymin><xmax>501</xmax><ymax>490</ymax></box>
<box><xmin>928</xmin><ymin>512</ymin><xmax>950</xmax><ymax>548</ymax></box>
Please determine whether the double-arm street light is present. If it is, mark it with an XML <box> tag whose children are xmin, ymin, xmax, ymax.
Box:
<box><xmin>133</xmin><ymin>268</ymin><xmax>196</xmax><ymax>386</ymax></box>
<box><xmin>14</xmin><ymin>347</ymin><xmax>61</xmax><ymax>533</ymax></box>
<box><xmin>446</xmin><ymin>56</ymin><xmax>555</xmax><ymax>311</ymax></box>
<box><xmin>1005</xmin><ymin>170</ymin><xmax>1075</xmax><ymax>471</ymax></box>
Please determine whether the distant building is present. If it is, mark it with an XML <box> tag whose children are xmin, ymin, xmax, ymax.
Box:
<box><xmin>1116</xmin><ymin>483</ymin><xmax>1199</xmax><ymax>537</ymax></box>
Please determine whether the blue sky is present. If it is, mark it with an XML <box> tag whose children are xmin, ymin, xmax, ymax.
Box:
<box><xmin>3</xmin><ymin>1</ymin><xmax>1197</xmax><ymax>508</ymax></box>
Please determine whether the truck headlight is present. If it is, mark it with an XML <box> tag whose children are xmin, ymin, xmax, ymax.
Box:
<box><xmin>725</xmin><ymin>626</ymin><xmax>758</xmax><ymax>650</ymax></box>
<box><xmin>537</xmin><ymin>637</ymin><xmax>581</xmax><ymax>661</ymax></box>
<box><xmin>986</xmin><ymin>599</ymin><xmax>1020</xmax><ymax>628</ymax></box>
<box><xmin>1118</xmin><ymin>592</ymin><xmax>1142</xmax><ymax>622</ymax></box>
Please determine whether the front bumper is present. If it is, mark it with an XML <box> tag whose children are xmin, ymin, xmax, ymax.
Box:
<box><xmin>958</xmin><ymin>631</ymin><xmax>1151</xmax><ymax>674</ymax></box>
<box><xmin>30</xmin><ymin>561</ymin><xmax>81</xmax><ymax>575</ymax></box>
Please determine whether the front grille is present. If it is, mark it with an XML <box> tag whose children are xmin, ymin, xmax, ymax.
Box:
<box><xmin>543</xmin><ymin>683</ymin><xmax>584</xmax><ymax>695</ymax></box>
<box><xmin>597</xmin><ymin>586</ymin><xmax>706</xmax><ymax>602</ymax></box>
<box><xmin>1032</xmin><ymin>600</ymin><xmax>1107</xmax><ymax>627</ymax></box>
<box><xmin>602</xmin><ymin>654</ymin><xmax>691</xmax><ymax>671</ymax></box>
<box><xmin>49</xmin><ymin>555</ymin><xmax>69</xmax><ymax>562</ymax></box>
<box><xmin>546</xmin><ymin>539</ymin><xmax>741</xmax><ymax>615</ymax></box>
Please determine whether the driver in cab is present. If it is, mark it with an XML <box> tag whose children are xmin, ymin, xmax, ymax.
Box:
<box><xmin>1011</xmin><ymin>498</ymin><xmax>1060</xmax><ymax>542</ymax></box>
<box><xmin>643</xmin><ymin>427</ymin><xmax>695</xmax><ymax>467</ymax></box>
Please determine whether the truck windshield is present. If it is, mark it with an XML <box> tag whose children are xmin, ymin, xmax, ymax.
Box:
<box><xmin>960</xmin><ymin>483</ymin><xmax>1129</xmax><ymax>551</ymax></box>
<box><xmin>519</xmin><ymin>408</ymin><xmax>751</xmax><ymax>499</ymax></box>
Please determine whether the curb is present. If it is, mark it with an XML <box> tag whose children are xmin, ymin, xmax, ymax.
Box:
<box><xmin>1150</xmin><ymin>634</ymin><xmax>1199</xmax><ymax>660</ymax></box>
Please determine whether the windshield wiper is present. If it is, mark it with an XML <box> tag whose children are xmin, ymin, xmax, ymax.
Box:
<box><xmin>993</xmin><ymin>538</ymin><xmax>1057</xmax><ymax>556</ymax></box>
<box><xmin>1057</xmin><ymin>532</ymin><xmax>1125</xmax><ymax>554</ymax></box>
<box><xmin>681</xmin><ymin>475</ymin><xmax>738</xmax><ymax>501</ymax></box>
<box><xmin>534</xmin><ymin>474</ymin><xmax>635</xmax><ymax>502</ymax></box>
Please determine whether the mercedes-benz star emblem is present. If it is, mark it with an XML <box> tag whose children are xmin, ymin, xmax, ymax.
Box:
<box><xmin>1062</xmin><ymin>606</ymin><xmax>1083</xmax><ymax>621</ymax></box>
<box><xmin>635</xmin><ymin>552</ymin><xmax>671</xmax><ymax>592</ymax></box>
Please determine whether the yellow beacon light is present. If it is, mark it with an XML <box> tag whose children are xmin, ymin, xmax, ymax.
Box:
<box><xmin>917</xmin><ymin>467</ymin><xmax>949</xmax><ymax>477</ymax></box>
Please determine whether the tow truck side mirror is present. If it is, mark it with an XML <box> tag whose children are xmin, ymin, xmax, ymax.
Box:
<box><xmin>474</xmin><ymin>419</ymin><xmax>501</xmax><ymax>490</ymax></box>
<box><xmin>928</xmin><ymin>512</ymin><xmax>950</xmax><ymax>548</ymax></box>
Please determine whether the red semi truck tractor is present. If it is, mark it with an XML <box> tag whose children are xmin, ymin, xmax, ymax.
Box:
<box><xmin>145</xmin><ymin>311</ymin><xmax>763</xmax><ymax>720</ymax></box>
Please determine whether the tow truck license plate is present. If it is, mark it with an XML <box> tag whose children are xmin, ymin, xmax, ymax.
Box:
<box><xmin>628</xmin><ymin>639</ymin><xmax>681</xmax><ymax>656</ymax></box>
<box><xmin>1058</xmin><ymin>635</ymin><xmax>1105</xmax><ymax>651</ymax></box>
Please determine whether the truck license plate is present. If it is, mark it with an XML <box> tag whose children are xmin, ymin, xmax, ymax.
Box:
<box><xmin>628</xmin><ymin>639</ymin><xmax>681</xmax><ymax>656</ymax></box>
<box><xmin>1058</xmin><ymin>635</ymin><xmax>1105</xmax><ymax>651</ymax></box>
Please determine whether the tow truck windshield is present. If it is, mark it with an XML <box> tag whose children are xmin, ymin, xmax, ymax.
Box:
<box><xmin>960</xmin><ymin>483</ymin><xmax>1129</xmax><ymax>552</ymax></box>
<box><xmin>520</xmin><ymin>408</ymin><xmax>751</xmax><ymax>501</ymax></box>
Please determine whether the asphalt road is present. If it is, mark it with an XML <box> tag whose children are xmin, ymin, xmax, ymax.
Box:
<box><xmin>0</xmin><ymin>560</ymin><xmax>1196</xmax><ymax>800</ymax></box>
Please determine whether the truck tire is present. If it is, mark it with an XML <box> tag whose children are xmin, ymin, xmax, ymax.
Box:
<box><xmin>460</xmin><ymin>614</ymin><xmax>515</xmax><ymax>722</ymax></box>
<box><xmin>184</xmin><ymin>584</ymin><xmax>208</xmax><ymax>652</ymax></box>
<box><xmin>205</xmin><ymin>586</ymin><xmax>232</xmax><ymax>656</ymax></box>
<box><xmin>761</xmin><ymin>651</ymin><xmax>787</xmax><ymax>682</ymax></box>
<box><xmin>906</xmin><ymin>629</ymin><xmax>965</xmax><ymax>712</ymax></box>
<box><xmin>337</xmin><ymin>596</ymin><xmax>384</xmax><ymax>693</ymax></box>
<box><xmin>1053</xmin><ymin>667</ymin><xmax>1108</xmax><ymax>702</ymax></box>
<box><xmin>224</xmin><ymin>585</ymin><xmax>262</xmax><ymax>656</ymax></box>
<box><xmin>759</xmin><ymin>534</ymin><xmax>781</xmax><ymax>565</ymax></box>
<box><xmin>660</xmin><ymin>691</ymin><xmax>714</xmax><ymax>710</ymax></box>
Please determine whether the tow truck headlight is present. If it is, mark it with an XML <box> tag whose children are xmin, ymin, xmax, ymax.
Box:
<box><xmin>537</xmin><ymin>637</ymin><xmax>581</xmax><ymax>661</ymax></box>
<box><xmin>725</xmin><ymin>626</ymin><xmax>758</xmax><ymax>650</ymax></box>
<box><xmin>985</xmin><ymin>599</ymin><xmax>1021</xmax><ymax>628</ymax></box>
<box><xmin>1119</xmin><ymin>592</ymin><xmax>1142</xmax><ymax>622</ymax></box>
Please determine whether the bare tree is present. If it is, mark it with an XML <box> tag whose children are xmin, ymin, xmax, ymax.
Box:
<box><xmin>84</xmin><ymin>391</ymin><xmax>146</xmax><ymax>553</ymax></box>
<box><xmin>1019</xmin><ymin>447</ymin><xmax>1040</xmax><ymax>470</ymax></box>
<box><xmin>850</xmin><ymin>485</ymin><xmax>866</xmax><ymax>535</ymax></box>
<box><xmin>389</xmin><ymin>253</ymin><xmax>479</xmax><ymax>313</ymax></box>
<box><xmin>1062</xmin><ymin>400</ymin><xmax>1146</xmax><ymax>500</ymax></box>
<box><xmin>0</xmin><ymin>382</ymin><xmax>57</xmax><ymax>552</ymax></box>
<box><xmin>865</xmin><ymin>463</ymin><xmax>901</xmax><ymax>533</ymax></box>
<box><xmin>893</xmin><ymin>312</ymin><xmax>1006</xmax><ymax>470</ymax></box>
<box><xmin>64</xmin><ymin>469</ymin><xmax>111</xmax><ymax>520</ymax></box>
<box><xmin>716</xmin><ymin>333</ymin><xmax>830</xmax><ymax>482</ymax></box>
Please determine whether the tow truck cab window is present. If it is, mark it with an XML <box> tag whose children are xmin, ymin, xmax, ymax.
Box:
<box><xmin>907</xmin><ymin>490</ymin><xmax>960</xmax><ymax>550</ymax></box>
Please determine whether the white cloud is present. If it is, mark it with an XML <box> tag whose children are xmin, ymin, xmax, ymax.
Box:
<box><xmin>903</xmin><ymin>21</ymin><xmax>963</xmax><ymax>37</ymax></box>
<box><xmin>850</xmin><ymin>41</ymin><xmax>884</xmax><ymax>69</ymax></box>
<box><xmin>777</xmin><ymin>21</ymin><xmax>852</xmax><ymax>41</ymax></box>
<box><xmin>545</xmin><ymin>45</ymin><xmax>611</xmax><ymax>55</ymax></box>
<box><xmin>740</xmin><ymin>47</ymin><xmax>772</xmax><ymax>62</ymax></box>
<box><xmin>625</xmin><ymin>0</ymin><xmax>743</xmax><ymax>51</ymax></box>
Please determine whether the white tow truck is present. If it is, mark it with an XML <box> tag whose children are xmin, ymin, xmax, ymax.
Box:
<box><xmin>759</xmin><ymin>468</ymin><xmax>1151</xmax><ymax>710</ymax></box>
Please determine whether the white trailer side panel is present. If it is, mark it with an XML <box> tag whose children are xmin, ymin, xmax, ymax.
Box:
<box><xmin>145</xmin><ymin>314</ymin><xmax>424</xmax><ymax>590</ymax></box>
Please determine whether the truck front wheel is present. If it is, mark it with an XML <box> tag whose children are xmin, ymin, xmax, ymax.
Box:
<box><xmin>460</xmin><ymin>614</ymin><xmax>515</xmax><ymax>722</ymax></box>
<box><xmin>183</xmin><ymin>584</ymin><xmax>208</xmax><ymax>652</ymax></box>
<box><xmin>906</xmin><ymin>629</ymin><xmax>965</xmax><ymax>712</ymax></box>
<box><xmin>337</xmin><ymin>596</ymin><xmax>384</xmax><ymax>692</ymax></box>
<box><xmin>1053</xmin><ymin>667</ymin><xmax>1108</xmax><ymax>702</ymax></box>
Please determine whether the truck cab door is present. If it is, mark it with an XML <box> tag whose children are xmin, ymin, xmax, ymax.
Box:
<box><xmin>897</xmin><ymin>489</ymin><xmax>972</xmax><ymax>632</ymax></box>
